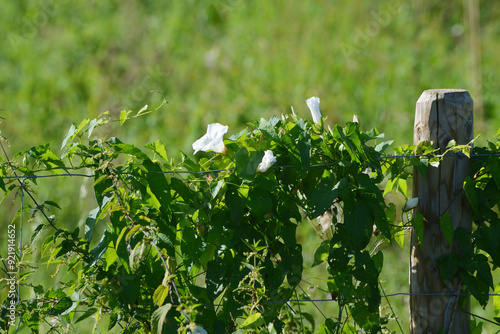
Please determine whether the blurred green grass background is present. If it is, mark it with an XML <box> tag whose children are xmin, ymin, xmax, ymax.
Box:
<box><xmin>2</xmin><ymin>1</ymin><xmax>500</xmax><ymax>332</ymax></box>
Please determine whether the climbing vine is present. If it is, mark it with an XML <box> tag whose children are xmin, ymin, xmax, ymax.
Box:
<box><xmin>1</xmin><ymin>100</ymin><xmax>499</xmax><ymax>333</ymax></box>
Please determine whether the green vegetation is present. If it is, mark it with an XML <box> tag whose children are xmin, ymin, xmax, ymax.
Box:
<box><xmin>2</xmin><ymin>1</ymin><xmax>500</xmax><ymax>333</ymax></box>
<box><xmin>2</xmin><ymin>106</ymin><xmax>500</xmax><ymax>333</ymax></box>
<box><xmin>2</xmin><ymin>1</ymin><xmax>500</xmax><ymax>154</ymax></box>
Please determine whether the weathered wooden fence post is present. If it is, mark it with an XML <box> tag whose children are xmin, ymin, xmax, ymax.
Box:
<box><xmin>410</xmin><ymin>89</ymin><xmax>473</xmax><ymax>333</ymax></box>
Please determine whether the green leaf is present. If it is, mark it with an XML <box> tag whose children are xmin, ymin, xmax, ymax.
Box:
<box><xmin>397</xmin><ymin>178</ymin><xmax>408</xmax><ymax>197</ymax></box>
<box><xmin>23</xmin><ymin>311</ymin><xmax>40</xmax><ymax>333</ymax></box>
<box><xmin>235</xmin><ymin>147</ymin><xmax>263</xmax><ymax>181</ymax></box>
<box><xmin>181</xmin><ymin>226</ymin><xmax>204</xmax><ymax>272</ymax></box>
<box><xmin>374</xmin><ymin>140</ymin><xmax>393</xmax><ymax>153</ymax></box>
<box><xmin>412</xmin><ymin>156</ymin><xmax>430</xmax><ymax>178</ymax></box>
<box><xmin>459</xmin><ymin>254</ymin><xmax>493</xmax><ymax>290</ymax></box>
<box><xmin>383</xmin><ymin>178</ymin><xmax>396</xmax><ymax>196</ymax></box>
<box><xmin>210</xmin><ymin>180</ymin><xmax>224</xmax><ymax>199</ymax></box>
<box><xmin>332</xmin><ymin>123</ymin><xmax>362</xmax><ymax>163</ymax></box>
<box><xmin>298</xmin><ymin>136</ymin><xmax>311</xmax><ymax>171</ymax></box>
<box><xmin>229</xmin><ymin>128</ymin><xmax>247</xmax><ymax>141</ymax></box>
<box><xmin>108</xmin><ymin>312</ymin><xmax>119</xmax><ymax>331</ymax></box>
<box><xmin>33</xmin><ymin>285</ymin><xmax>44</xmax><ymax>296</ymax></box>
<box><xmin>87</xmin><ymin>118</ymin><xmax>104</xmax><ymax>138</ymax></box>
<box><xmin>55</xmin><ymin>239</ymin><xmax>75</xmax><ymax>258</ymax></box>
<box><xmin>317</xmin><ymin>319</ymin><xmax>337</xmax><ymax>334</ymax></box>
<box><xmin>76</xmin><ymin>118</ymin><xmax>90</xmax><ymax>135</ymax></box>
<box><xmin>43</xmin><ymin>200</ymin><xmax>61</xmax><ymax>210</ymax></box>
<box><xmin>145</xmin><ymin>140</ymin><xmax>169</xmax><ymax>162</ymax></box>
<box><xmin>118</xmin><ymin>269</ymin><xmax>141</xmax><ymax>305</ymax></box>
<box><xmin>85</xmin><ymin>230</ymin><xmax>111</xmax><ymax>269</ymax></box>
<box><xmin>240</xmin><ymin>312</ymin><xmax>265</xmax><ymax>329</ymax></box>
<box><xmin>30</xmin><ymin>224</ymin><xmax>45</xmax><ymax>245</ymax></box>
<box><xmin>439</xmin><ymin>254</ymin><xmax>459</xmax><ymax>283</ymax></box>
<box><xmin>206</xmin><ymin>256</ymin><xmax>229</xmax><ymax>300</ymax></box>
<box><xmin>439</xmin><ymin>212</ymin><xmax>454</xmax><ymax>247</ymax></box>
<box><xmin>244</xmin><ymin>187</ymin><xmax>274</xmax><ymax>219</ymax></box>
<box><xmin>85</xmin><ymin>207</ymin><xmax>99</xmax><ymax>243</ymax></box>
<box><xmin>349</xmin><ymin>302</ymin><xmax>373</xmax><ymax>330</ymax></box>
<box><xmin>312</xmin><ymin>240</ymin><xmax>330</xmax><ymax>267</ymax></box>
<box><xmin>411</xmin><ymin>213</ymin><xmax>425</xmax><ymax>245</ymax></box>
<box><xmin>104</xmin><ymin>246</ymin><xmax>118</xmax><ymax>271</ymax></box>
<box><xmin>310</xmin><ymin>177</ymin><xmax>347</xmax><ymax>219</ymax></box>
<box><xmin>344</xmin><ymin>196</ymin><xmax>373</xmax><ymax>249</ymax></box>
<box><xmin>151</xmin><ymin>303</ymin><xmax>172</xmax><ymax>334</ymax></box>
<box><xmin>126</xmin><ymin>224</ymin><xmax>142</xmax><ymax>242</ymax></box>
<box><xmin>358</xmin><ymin>174</ymin><xmax>390</xmax><ymax>239</ymax></box>
<box><xmin>153</xmin><ymin>284</ymin><xmax>170</xmax><ymax>306</ymax></box>
<box><xmin>455</xmin><ymin>227</ymin><xmax>474</xmax><ymax>257</ymax></box>
<box><xmin>93</xmin><ymin>172</ymin><xmax>113</xmax><ymax>209</ymax></box>
<box><xmin>108</xmin><ymin>137</ymin><xmax>150</xmax><ymax>160</ymax></box>
<box><xmin>120</xmin><ymin>110</ymin><xmax>132</xmax><ymax>125</ymax></box>
<box><xmin>74</xmin><ymin>309</ymin><xmax>97</xmax><ymax>324</ymax></box>
<box><xmin>52</xmin><ymin>296</ymin><xmax>75</xmax><ymax>316</ymax></box>
<box><xmin>393</xmin><ymin>221</ymin><xmax>405</xmax><ymax>249</ymax></box>
<box><xmin>470</xmin><ymin>318</ymin><xmax>484</xmax><ymax>334</ymax></box>
<box><xmin>281</xmin><ymin>220</ymin><xmax>297</xmax><ymax>247</ymax></box>
<box><xmin>144</xmin><ymin>160</ymin><xmax>173</xmax><ymax>224</ymax></box>
<box><xmin>494</xmin><ymin>284</ymin><xmax>500</xmax><ymax>317</ymax></box>
<box><xmin>460</xmin><ymin>271</ymin><xmax>489</xmax><ymax>307</ymax></box>
<box><xmin>463</xmin><ymin>177</ymin><xmax>478</xmax><ymax>212</ymax></box>
<box><xmin>372</xmin><ymin>251</ymin><xmax>383</xmax><ymax>273</ymax></box>
<box><xmin>0</xmin><ymin>175</ymin><xmax>5</xmax><ymax>193</ymax></box>
<box><xmin>281</xmin><ymin>245</ymin><xmax>303</xmax><ymax>288</ymax></box>
<box><xmin>29</xmin><ymin>144</ymin><xmax>67</xmax><ymax>173</ymax></box>
<box><xmin>257</xmin><ymin>117</ymin><xmax>280</xmax><ymax>141</ymax></box>
<box><xmin>489</xmin><ymin>158</ymin><xmax>500</xmax><ymax>188</ymax></box>
<box><xmin>170</xmin><ymin>177</ymin><xmax>195</xmax><ymax>205</ymax></box>
<box><xmin>61</xmin><ymin>123</ymin><xmax>77</xmax><ymax>150</ymax></box>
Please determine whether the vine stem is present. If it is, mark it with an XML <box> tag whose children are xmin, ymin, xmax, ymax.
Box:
<box><xmin>379</xmin><ymin>282</ymin><xmax>404</xmax><ymax>333</ymax></box>
<box><xmin>110</xmin><ymin>167</ymin><xmax>181</xmax><ymax>303</ymax></box>
<box><xmin>0</xmin><ymin>141</ymin><xmax>61</xmax><ymax>233</ymax></box>
<box><xmin>142</xmin><ymin>229</ymin><xmax>181</xmax><ymax>302</ymax></box>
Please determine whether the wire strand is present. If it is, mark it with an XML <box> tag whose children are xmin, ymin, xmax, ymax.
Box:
<box><xmin>2</xmin><ymin>152</ymin><xmax>499</xmax><ymax>181</ymax></box>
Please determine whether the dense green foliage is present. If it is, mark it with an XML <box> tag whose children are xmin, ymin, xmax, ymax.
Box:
<box><xmin>2</xmin><ymin>105</ymin><xmax>500</xmax><ymax>333</ymax></box>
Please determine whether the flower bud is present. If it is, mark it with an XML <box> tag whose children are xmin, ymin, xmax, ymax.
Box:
<box><xmin>306</xmin><ymin>96</ymin><xmax>322</xmax><ymax>125</ymax></box>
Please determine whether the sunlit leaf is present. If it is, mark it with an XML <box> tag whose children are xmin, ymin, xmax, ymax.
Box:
<box><xmin>153</xmin><ymin>284</ymin><xmax>170</xmax><ymax>306</ymax></box>
<box><xmin>240</xmin><ymin>312</ymin><xmax>265</xmax><ymax>329</ymax></box>
<box><xmin>120</xmin><ymin>110</ymin><xmax>132</xmax><ymax>125</ymax></box>
<box><xmin>151</xmin><ymin>303</ymin><xmax>172</xmax><ymax>334</ymax></box>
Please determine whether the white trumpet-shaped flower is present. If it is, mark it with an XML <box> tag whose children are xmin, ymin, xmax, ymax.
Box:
<box><xmin>257</xmin><ymin>150</ymin><xmax>277</xmax><ymax>173</ymax></box>
<box><xmin>306</xmin><ymin>96</ymin><xmax>322</xmax><ymax>125</ymax></box>
<box><xmin>318</xmin><ymin>213</ymin><xmax>333</xmax><ymax>233</ymax></box>
<box><xmin>192</xmin><ymin>123</ymin><xmax>228</xmax><ymax>154</ymax></box>
<box><xmin>353</xmin><ymin>114</ymin><xmax>360</xmax><ymax>124</ymax></box>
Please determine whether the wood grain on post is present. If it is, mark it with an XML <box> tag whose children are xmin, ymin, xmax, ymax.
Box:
<box><xmin>410</xmin><ymin>89</ymin><xmax>473</xmax><ymax>333</ymax></box>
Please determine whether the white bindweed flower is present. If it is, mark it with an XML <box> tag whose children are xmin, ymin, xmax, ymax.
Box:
<box><xmin>318</xmin><ymin>203</ymin><xmax>341</xmax><ymax>234</ymax></box>
<box><xmin>306</xmin><ymin>96</ymin><xmax>322</xmax><ymax>125</ymax></box>
<box><xmin>192</xmin><ymin>123</ymin><xmax>229</xmax><ymax>154</ymax></box>
<box><xmin>403</xmin><ymin>197</ymin><xmax>419</xmax><ymax>212</ymax></box>
<box><xmin>257</xmin><ymin>150</ymin><xmax>277</xmax><ymax>173</ymax></box>
<box><xmin>318</xmin><ymin>212</ymin><xmax>333</xmax><ymax>233</ymax></box>
<box><xmin>353</xmin><ymin>114</ymin><xmax>360</xmax><ymax>124</ymax></box>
